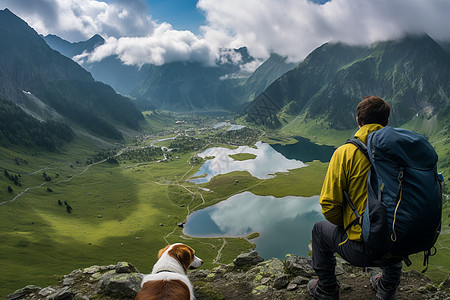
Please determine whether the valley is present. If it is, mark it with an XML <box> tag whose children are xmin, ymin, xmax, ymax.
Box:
<box><xmin>1</xmin><ymin>114</ymin><xmax>448</xmax><ymax>298</ymax></box>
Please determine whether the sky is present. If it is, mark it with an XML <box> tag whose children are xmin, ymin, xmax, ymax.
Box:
<box><xmin>1</xmin><ymin>0</ymin><xmax>450</xmax><ymax>69</ymax></box>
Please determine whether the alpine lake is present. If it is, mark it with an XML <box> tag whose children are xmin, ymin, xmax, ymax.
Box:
<box><xmin>184</xmin><ymin>135</ymin><xmax>336</xmax><ymax>259</ymax></box>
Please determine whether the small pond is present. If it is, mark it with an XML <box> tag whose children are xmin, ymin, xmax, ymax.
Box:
<box><xmin>184</xmin><ymin>191</ymin><xmax>324</xmax><ymax>259</ymax></box>
<box><xmin>270</xmin><ymin>136</ymin><xmax>336</xmax><ymax>163</ymax></box>
<box><xmin>189</xmin><ymin>141</ymin><xmax>306</xmax><ymax>184</ymax></box>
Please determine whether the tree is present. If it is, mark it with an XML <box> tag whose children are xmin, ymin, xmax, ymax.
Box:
<box><xmin>7</xmin><ymin>185</ymin><xmax>13</xmax><ymax>193</ymax></box>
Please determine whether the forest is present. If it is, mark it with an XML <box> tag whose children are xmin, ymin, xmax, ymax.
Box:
<box><xmin>0</xmin><ymin>96</ymin><xmax>74</xmax><ymax>151</ymax></box>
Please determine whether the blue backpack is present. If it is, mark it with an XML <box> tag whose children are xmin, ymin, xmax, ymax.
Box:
<box><xmin>345</xmin><ymin>126</ymin><xmax>443</xmax><ymax>269</ymax></box>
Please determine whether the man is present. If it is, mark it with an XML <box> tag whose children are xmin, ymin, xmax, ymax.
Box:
<box><xmin>308</xmin><ymin>96</ymin><xmax>402</xmax><ymax>300</ymax></box>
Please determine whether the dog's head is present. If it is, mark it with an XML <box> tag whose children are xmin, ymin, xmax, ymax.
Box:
<box><xmin>158</xmin><ymin>243</ymin><xmax>203</xmax><ymax>272</ymax></box>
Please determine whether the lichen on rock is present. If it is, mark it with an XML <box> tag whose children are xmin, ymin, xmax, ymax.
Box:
<box><xmin>6</xmin><ymin>251</ymin><xmax>450</xmax><ymax>300</ymax></box>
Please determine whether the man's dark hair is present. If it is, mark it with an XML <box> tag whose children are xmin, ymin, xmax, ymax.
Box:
<box><xmin>356</xmin><ymin>96</ymin><xmax>390</xmax><ymax>126</ymax></box>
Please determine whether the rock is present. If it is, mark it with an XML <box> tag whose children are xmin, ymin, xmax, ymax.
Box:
<box><xmin>273</xmin><ymin>274</ymin><xmax>289</xmax><ymax>289</ymax></box>
<box><xmin>100</xmin><ymin>272</ymin><xmax>142</xmax><ymax>298</ymax></box>
<box><xmin>418</xmin><ymin>286</ymin><xmax>427</xmax><ymax>293</ymax></box>
<box><xmin>62</xmin><ymin>277</ymin><xmax>74</xmax><ymax>286</ymax></box>
<box><xmin>73</xmin><ymin>293</ymin><xmax>89</xmax><ymax>300</ymax></box>
<box><xmin>6</xmin><ymin>255</ymin><xmax>450</xmax><ymax>300</ymax></box>
<box><xmin>47</xmin><ymin>286</ymin><xmax>73</xmax><ymax>300</ymax></box>
<box><xmin>7</xmin><ymin>285</ymin><xmax>41</xmax><ymax>300</ymax></box>
<box><xmin>440</xmin><ymin>277</ymin><xmax>450</xmax><ymax>289</ymax></box>
<box><xmin>38</xmin><ymin>287</ymin><xmax>55</xmax><ymax>297</ymax></box>
<box><xmin>233</xmin><ymin>251</ymin><xmax>264</xmax><ymax>268</ymax></box>
<box><xmin>284</xmin><ymin>254</ymin><xmax>315</xmax><ymax>277</ymax></box>
<box><xmin>82</xmin><ymin>266</ymin><xmax>100</xmax><ymax>274</ymax></box>
<box><xmin>116</xmin><ymin>261</ymin><xmax>139</xmax><ymax>273</ymax></box>
<box><xmin>251</xmin><ymin>284</ymin><xmax>269</xmax><ymax>296</ymax></box>
<box><xmin>254</xmin><ymin>258</ymin><xmax>285</xmax><ymax>277</ymax></box>
<box><xmin>90</xmin><ymin>272</ymin><xmax>103</xmax><ymax>281</ymax></box>
<box><xmin>291</xmin><ymin>275</ymin><xmax>309</xmax><ymax>285</ymax></box>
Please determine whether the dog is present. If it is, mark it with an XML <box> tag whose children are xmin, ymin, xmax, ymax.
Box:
<box><xmin>135</xmin><ymin>243</ymin><xmax>203</xmax><ymax>300</ymax></box>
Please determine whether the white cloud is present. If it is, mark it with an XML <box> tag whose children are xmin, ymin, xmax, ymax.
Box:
<box><xmin>198</xmin><ymin>0</ymin><xmax>450</xmax><ymax>62</ymax></box>
<box><xmin>1</xmin><ymin>0</ymin><xmax>155</xmax><ymax>41</ymax></box>
<box><xmin>75</xmin><ymin>23</ymin><xmax>216</xmax><ymax>66</ymax></box>
<box><xmin>2</xmin><ymin>0</ymin><xmax>450</xmax><ymax>66</ymax></box>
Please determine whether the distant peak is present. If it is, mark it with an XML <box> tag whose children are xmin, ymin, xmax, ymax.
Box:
<box><xmin>89</xmin><ymin>34</ymin><xmax>105</xmax><ymax>43</ymax></box>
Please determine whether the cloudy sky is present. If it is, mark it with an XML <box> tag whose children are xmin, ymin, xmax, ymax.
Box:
<box><xmin>1</xmin><ymin>0</ymin><xmax>450</xmax><ymax>67</ymax></box>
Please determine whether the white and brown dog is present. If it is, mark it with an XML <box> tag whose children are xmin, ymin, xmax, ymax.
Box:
<box><xmin>135</xmin><ymin>243</ymin><xmax>203</xmax><ymax>300</ymax></box>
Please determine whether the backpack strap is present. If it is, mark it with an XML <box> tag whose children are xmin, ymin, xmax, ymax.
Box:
<box><xmin>343</xmin><ymin>190</ymin><xmax>362</xmax><ymax>232</ymax></box>
<box><xmin>341</xmin><ymin>138</ymin><xmax>370</xmax><ymax>232</ymax></box>
<box><xmin>345</xmin><ymin>138</ymin><xmax>369</xmax><ymax>161</ymax></box>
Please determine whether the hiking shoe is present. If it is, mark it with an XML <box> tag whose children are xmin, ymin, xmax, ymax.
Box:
<box><xmin>308</xmin><ymin>279</ymin><xmax>339</xmax><ymax>300</ymax></box>
<box><xmin>370</xmin><ymin>275</ymin><xmax>398</xmax><ymax>300</ymax></box>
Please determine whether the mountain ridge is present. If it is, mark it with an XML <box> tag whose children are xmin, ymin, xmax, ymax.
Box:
<box><xmin>245</xmin><ymin>34</ymin><xmax>450</xmax><ymax>130</ymax></box>
<box><xmin>43</xmin><ymin>34</ymin><xmax>297</xmax><ymax>111</ymax></box>
<box><xmin>0</xmin><ymin>9</ymin><xmax>143</xmax><ymax>140</ymax></box>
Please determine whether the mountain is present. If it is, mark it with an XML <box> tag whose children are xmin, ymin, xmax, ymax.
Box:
<box><xmin>239</xmin><ymin>53</ymin><xmax>297</xmax><ymax>102</ymax></box>
<box><xmin>42</xmin><ymin>34</ymin><xmax>141</xmax><ymax>96</ymax></box>
<box><xmin>438</xmin><ymin>40</ymin><xmax>450</xmax><ymax>55</ymax></box>
<box><xmin>245</xmin><ymin>34</ymin><xmax>450</xmax><ymax>130</ymax></box>
<box><xmin>0</xmin><ymin>96</ymin><xmax>73</xmax><ymax>151</ymax></box>
<box><xmin>43</xmin><ymin>34</ymin><xmax>296</xmax><ymax>112</ymax></box>
<box><xmin>43</xmin><ymin>34</ymin><xmax>105</xmax><ymax>58</ymax></box>
<box><xmin>133</xmin><ymin>61</ymin><xmax>241</xmax><ymax>111</ymax></box>
<box><xmin>0</xmin><ymin>9</ymin><xmax>143</xmax><ymax>140</ymax></box>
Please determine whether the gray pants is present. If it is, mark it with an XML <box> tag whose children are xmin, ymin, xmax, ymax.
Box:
<box><xmin>311</xmin><ymin>220</ymin><xmax>402</xmax><ymax>286</ymax></box>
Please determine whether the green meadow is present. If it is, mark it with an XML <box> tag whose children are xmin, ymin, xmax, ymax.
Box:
<box><xmin>1</xmin><ymin>116</ymin><xmax>449</xmax><ymax>297</ymax></box>
<box><xmin>0</xmin><ymin>134</ymin><xmax>256</xmax><ymax>297</ymax></box>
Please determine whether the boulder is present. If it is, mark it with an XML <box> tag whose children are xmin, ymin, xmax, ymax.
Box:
<box><xmin>284</xmin><ymin>254</ymin><xmax>315</xmax><ymax>277</ymax></box>
<box><xmin>7</xmin><ymin>285</ymin><xmax>41</xmax><ymax>300</ymax></box>
<box><xmin>47</xmin><ymin>286</ymin><xmax>73</xmax><ymax>300</ymax></box>
<box><xmin>115</xmin><ymin>261</ymin><xmax>139</xmax><ymax>274</ymax></box>
<box><xmin>273</xmin><ymin>274</ymin><xmax>289</xmax><ymax>290</ymax></box>
<box><xmin>100</xmin><ymin>272</ymin><xmax>142</xmax><ymax>298</ymax></box>
<box><xmin>233</xmin><ymin>251</ymin><xmax>264</xmax><ymax>268</ymax></box>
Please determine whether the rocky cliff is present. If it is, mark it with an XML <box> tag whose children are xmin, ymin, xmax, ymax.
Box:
<box><xmin>7</xmin><ymin>252</ymin><xmax>450</xmax><ymax>300</ymax></box>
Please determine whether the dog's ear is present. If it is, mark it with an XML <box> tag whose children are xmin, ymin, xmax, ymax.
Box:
<box><xmin>170</xmin><ymin>244</ymin><xmax>194</xmax><ymax>272</ymax></box>
<box><xmin>158</xmin><ymin>244</ymin><xmax>171</xmax><ymax>259</ymax></box>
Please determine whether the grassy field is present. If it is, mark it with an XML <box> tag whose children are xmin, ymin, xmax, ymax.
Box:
<box><xmin>0</xmin><ymin>134</ymin><xmax>257</xmax><ymax>297</ymax></box>
<box><xmin>1</xmin><ymin>114</ymin><xmax>448</xmax><ymax>297</ymax></box>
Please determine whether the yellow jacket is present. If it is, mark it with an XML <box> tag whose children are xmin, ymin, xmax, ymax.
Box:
<box><xmin>320</xmin><ymin>124</ymin><xmax>384</xmax><ymax>241</ymax></box>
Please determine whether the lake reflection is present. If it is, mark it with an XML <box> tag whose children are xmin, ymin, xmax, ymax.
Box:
<box><xmin>184</xmin><ymin>192</ymin><xmax>324</xmax><ymax>259</ymax></box>
<box><xmin>190</xmin><ymin>141</ymin><xmax>306</xmax><ymax>184</ymax></box>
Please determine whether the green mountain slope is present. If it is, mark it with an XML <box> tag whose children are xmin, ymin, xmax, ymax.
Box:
<box><xmin>0</xmin><ymin>9</ymin><xmax>143</xmax><ymax>140</ymax></box>
<box><xmin>240</xmin><ymin>53</ymin><xmax>297</xmax><ymax>102</ymax></box>
<box><xmin>0</xmin><ymin>96</ymin><xmax>73</xmax><ymax>151</ymax></box>
<box><xmin>246</xmin><ymin>34</ymin><xmax>450</xmax><ymax>130</ymax></box>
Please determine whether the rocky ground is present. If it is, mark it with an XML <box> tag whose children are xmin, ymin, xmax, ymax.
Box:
<box><xmin>7</xmin><ymin>252</ymin><xmax>450</xmax><ymax>300</ymax></box>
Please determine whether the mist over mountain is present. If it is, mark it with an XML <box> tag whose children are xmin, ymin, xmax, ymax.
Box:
<box><xmin>4</xmin><ymin>7</ymin><xmax>449</xmax><ymax>136</ymax></box>
<box><xmin>0</xmin><ymin>9</ymin><xmax>143</xmax><ymax>141</ymax></box>
<box><xmin>43</xmin><ymin>34</ymin><xmax>296</xmax><ymax>112</ymax></box>
<box><xmin>43</xmin><ymin>34</ymin><xmax>105</xmax><ymax>59</ymax></box>
<box><xmin>246</xmin><ymin>34</ymin><xmax>450</xmax><ymax>130</ymax></box>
